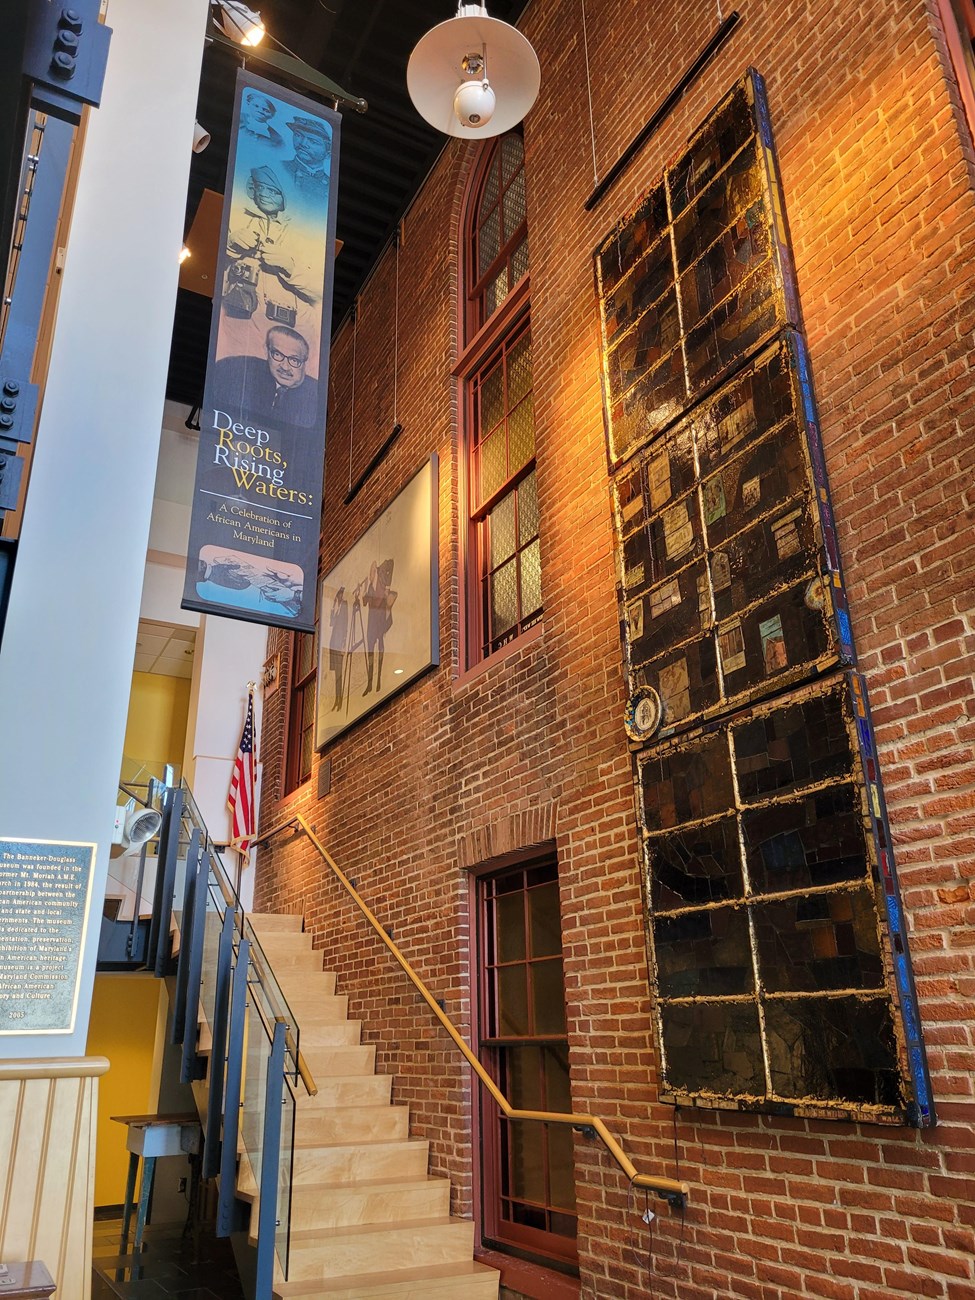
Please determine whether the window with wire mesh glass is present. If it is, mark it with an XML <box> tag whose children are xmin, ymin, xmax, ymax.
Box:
<box><xmin>467</xmin><ymin>130</ymin><xmax>529</xmax><ymax>334</ymax></box>
<box><xmin>940</xmin><ymin>0</ymin><xmax>975</xmax><ymax>135</ymax></box>
<box><xmin>464</xmin><ymin>132</ymin><xmax>540</xmax><ymax>664</ymax></box>
<box><xmin>477</xmin><ymin>858</ymin><xmax>577</xmax><ymax>1269</ymax></box>
<box><xmin>284</xmin><ymin>630</ymin><xmax>316</xmax><ymax>792</ymax></box>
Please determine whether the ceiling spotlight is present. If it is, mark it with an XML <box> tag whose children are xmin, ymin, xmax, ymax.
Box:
<box><xmin>212</xmin><ymin>0</ymin><xmax>265</xmax><ymax>46</ymax></box>
<box><xmin>192</xmin><ymin>121</ymin><xmax>211</xmax><ymax>153</ymax></box>
<box><xmin>407</xmin><ymin>2</ymin><xmax>540</xmax><ymax>140</ymax></box>
<box><xmin>179</xmin><ymin>245</ymin><xmax>191</xmax><ymax>263</ymax></box>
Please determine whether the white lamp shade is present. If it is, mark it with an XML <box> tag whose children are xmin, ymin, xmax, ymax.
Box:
<box><xmin>407</xmin><ymin>10</ymin><xmax>540</xmax><ymax>139</ymax></box>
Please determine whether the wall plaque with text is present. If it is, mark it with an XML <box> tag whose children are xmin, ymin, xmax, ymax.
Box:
<box><xmin>0</xmin><ymin>838</ymin><xmax>96</xmax><ymax>1034</ymax></box>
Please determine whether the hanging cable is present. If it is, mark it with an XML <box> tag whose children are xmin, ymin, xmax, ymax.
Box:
<box><xmin>393</xmin><ymin>223</ymin><xmax>401</xmax><ymax>428</ymax></box>
<box><xmin>346</xmin><ymin>303</ymin><xmax>358</xmax><ymax>495</ymax></box>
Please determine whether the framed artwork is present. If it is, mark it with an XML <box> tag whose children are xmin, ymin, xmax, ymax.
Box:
<box><xmin>315</xmin><ymin>456</ymin><xmax>439</xmax><ymax>748</ymax></box>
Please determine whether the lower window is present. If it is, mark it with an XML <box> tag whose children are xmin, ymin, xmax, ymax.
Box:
<box><xmin>477</xmin><ymin>857</ymin><xmax>577</xmax><ymax>1268</ymax></box>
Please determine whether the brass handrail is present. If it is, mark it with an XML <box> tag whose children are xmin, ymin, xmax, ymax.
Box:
<box><xmin>254</xmin><ymin>814</ymin><xmax>689</xmax><ymax>1205</ymax></box>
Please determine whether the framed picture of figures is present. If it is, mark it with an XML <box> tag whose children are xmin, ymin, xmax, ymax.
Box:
<box><xmin>315</xmin><ymin>456</ymin><xmax>439</xmax><ymax>748</ymax></box>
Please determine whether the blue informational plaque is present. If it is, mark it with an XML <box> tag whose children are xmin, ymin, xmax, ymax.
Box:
<box><xmin>0</xmin><ymin>838</ymin><xmax>96</xmax><ymax>1034</ymax></box>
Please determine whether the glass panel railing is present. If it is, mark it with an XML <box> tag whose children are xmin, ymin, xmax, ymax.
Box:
<box><xmin>276</xmin><ymin>1080</ymin><xmax>296</xmax><ymax>1278</ymax></box>
<box><xmin>241</xmin><ymin>969</ymin><xmax>272</xmax><ymax>1204</ymax></box>
<box><xmin>243</xmin><ymin>919</ymin><xmax>301</xmax><ymax>1082</ymax></box>
<box><xmin>199</xmin><ymin>874</ymin><xmax>228</xmax><ymax>1041</ymax></box>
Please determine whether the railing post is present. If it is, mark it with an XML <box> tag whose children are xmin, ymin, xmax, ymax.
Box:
<box><xmin>179</xmin><ymin>845</ymin><xmax>209</xmax><ymax>1083</ymax></box>
<box><xmin>171</xmin><ymin>827</ymin><xmax>202</xmax><ymax>1046</ymax></box>
<box><xmin>148</xmin><ymin>784</ymin><xmax>184</xmax><ymax>975</ymax></box>
<box><xmin>217</xmin><ymin>937</ymin><xmax>250</xmax><ymax>1238</ymax></box>
<box><xmin>255</xmin><ymin>1019</ymin><xmax>287</xmax><ymax>1299</ymax></box>
<box><xmin>204</xmin><ymin>902</ymin><xmax>237</xmax><ymax>1180</ymax></box>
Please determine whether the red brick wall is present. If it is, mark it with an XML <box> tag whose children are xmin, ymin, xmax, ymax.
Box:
<box><xmin>257</xmin><ymin>0</ymin><xmax>975</xmax><ymax>1295</ymax></box>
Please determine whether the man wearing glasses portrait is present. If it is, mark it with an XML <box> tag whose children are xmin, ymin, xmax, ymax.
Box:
<box><xmin>212</xmin><ymin>325</ymin><xmax>319</xmax><ymax>428</ymax></box>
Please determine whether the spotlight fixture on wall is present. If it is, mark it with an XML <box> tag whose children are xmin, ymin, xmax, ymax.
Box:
<box><xmin>211</xmin><ymin>0</ymin><xmax>265</xmax><ymax>46</ymax></box>
<box><xmin>407</xmin><ymin>2</ymin><xmax>540</xmax><ymax>139</ymax></box>
<box><xmin>111</xmin><ymin>800</ymin><xmax>163</xmax><ymax>853</ymax></box>
<box><xmin>192</xmin><ymin>121</ymin><xmax>211</xmax><ymax>153</ymax></box>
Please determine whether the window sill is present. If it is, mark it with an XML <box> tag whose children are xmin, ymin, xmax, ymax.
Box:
<box><xmin>454</xmin><ymin>618</ymin><xmax>543</xmax><ymax>691</ymax></box>
<box><xmin>475</xmin><ymin>1247</ymin><xmax>579</xmax><ymax>1300</ymax></box>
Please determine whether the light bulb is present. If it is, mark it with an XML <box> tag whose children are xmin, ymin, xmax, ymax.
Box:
<box><xmin>453</xmin><ymin>78</ymin><xmax>496</xmax><ymax>128</ymax></box>
<box><xmin>214</xmin><ymin>2</ymin><xmax>265</xmax><ymax>46</ymax></box>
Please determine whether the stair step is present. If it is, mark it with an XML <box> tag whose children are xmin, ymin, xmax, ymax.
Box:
<box><xmin>293</xmin><ymin>1020</ymin><xmax>360</xmax><ymax>1047</ymax></box>
<box><xmin>287</xmin><ymin>1216</ymin><xmax>475</xmax><ymax>1281</ymax></box>
<box><xmin>249</xmin><ymin>912</ymin><xmax>304</xmax><ymax>933</ymax></box>
<box><xmin>281</xmin><ymin>995</ymin><xmax>349</xmax><ymax>1029</ymax></box>
<box><xmin>273</xmin><ymin>1259</ymin><xmax>500</xmax><ymax>1299</ymax></box>
<box><xmin>292</xmin><ymin>1137</ymin><xmax>431</xmax><ymax>1184</ymax></box>
<box><xmin>286</xmin><ymin>1175</ymin><xmax>450</xmax><ymax>1231</ymax></box>
<box><xmin>274</xmin><ymin>970</ymin><xmax>338</xmax><ymax>999</ymax></box>
<box><xmin>254</xmin><ymin>947</ymin><xmax>324</xmax><ymax>971</ymax></box>
<box><xmin>297</xmin><ymin>1074</ymin><xmax>392</xmax><ymax>1109</ymax></box>
<box><xmin>295</xmin><ymin>1104</ymin><xmax>409</xmax><ymax>1145</ymax></box>
<box><xmin>301</xmin><ymin>1043</ymin><xmax>376</xmax><ymax>1076</ymax></box>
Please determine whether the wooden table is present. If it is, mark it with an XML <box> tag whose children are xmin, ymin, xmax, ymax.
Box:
<box><xmin>110</xmin><ymin>1113</ymin><xmax>201</xmax><ymax>1256</ymax></box>
<box><xmin>0</xmin><ymin>1261</ymin><xmax>55</xmax><ymax>1298</ymax></box>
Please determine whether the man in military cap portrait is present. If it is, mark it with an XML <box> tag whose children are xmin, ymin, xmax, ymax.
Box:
<box><xmin>221</xmin><ymin>164</ymin><xmax>321</xmax><ymax>360</ymax></box>
<box><xmin>282</xmin><ymin>116</ymin><xmax>332</xmax><ymax>204</ymax></box>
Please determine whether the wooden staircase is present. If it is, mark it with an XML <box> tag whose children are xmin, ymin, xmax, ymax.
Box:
<box><xmin>241</xmin><ymin>913</ymin><xmax>500</xmax><ymax>1300</ymax></box>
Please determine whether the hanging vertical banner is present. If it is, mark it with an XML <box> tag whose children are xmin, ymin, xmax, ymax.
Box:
<box><xmin>182</xmin><ymin>70</ymin><xmax>340</xmax><ymax>632</ymax></box>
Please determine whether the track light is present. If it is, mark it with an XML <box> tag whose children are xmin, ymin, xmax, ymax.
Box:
<box><xmin>192</xmin><ymin>121</ymin><xmax>211</xmax><ymax>153</ymax></box>
<box><xmin>212</xmin><ymin>0</ymin><xmax>265</xmax><ymax>47</ymax></box>
<box><xmin>407</xmin><ymin>2</ymin><xmax>539</xmax><ymax>139</ymax></box>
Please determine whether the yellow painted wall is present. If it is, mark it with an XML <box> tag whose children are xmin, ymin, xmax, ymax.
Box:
<box><xmin>86</xmin><ymin>973</ymin><xmax>162</xmax><ymax>1205</ymax></box>
<box><xmin>124</xmin><ymin>671</ymin><xmax>191</xmax><ymax>774</ymax></box>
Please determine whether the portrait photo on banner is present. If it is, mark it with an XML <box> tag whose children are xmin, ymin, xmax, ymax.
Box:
<box><xmin>213</xmin><ymin>83</ymin><xmax>334</xmax><ymax>429</ymax></box>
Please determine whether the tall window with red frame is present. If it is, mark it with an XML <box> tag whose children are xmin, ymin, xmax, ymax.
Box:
<box><xmin>940</xmin><ymin>0</ymin><xmax>975</xmax><ymax>135</ymax></box>
<box><xmin>284</xmin><ymin>630</ymin><xmax>315</xmax><ymax>792</ymax></box>
<box><xmin>464</xmin><ymin>132</ymin><xmax>541</xmax><ymax>665</ymax></box>
<box><xmin>477</xmin><ymin>857</ymin><xmax>577</xmax><ymax>1269</ymax></box>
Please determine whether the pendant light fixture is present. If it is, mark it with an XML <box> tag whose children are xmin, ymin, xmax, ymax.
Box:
<box><xmin>407</xmin><ymin>3</ymin><xmax>540</xmax><ymax>139</ymax></box>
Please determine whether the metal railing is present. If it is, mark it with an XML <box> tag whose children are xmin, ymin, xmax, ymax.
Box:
<box><xmin>255</xmin><ymin>813</ymin><xmax>690</xmax><ymax>1208</ymax></box>
<box><xmin>132</xmin><ymin>773</ymin><xmax>317</xmax><ymax>1295</ymax></box>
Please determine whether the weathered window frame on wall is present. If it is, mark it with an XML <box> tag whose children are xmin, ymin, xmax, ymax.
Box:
<box><xmin>594</xmin><ymin>70</ymin><xmax>934</xmax><ymax>1126</ymax></box>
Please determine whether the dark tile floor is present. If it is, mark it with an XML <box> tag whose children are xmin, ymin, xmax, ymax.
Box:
<box><xmin>91</xmin><ymin>1216</ymin><xmax>245</xmax><ymax>1300</ymax></box>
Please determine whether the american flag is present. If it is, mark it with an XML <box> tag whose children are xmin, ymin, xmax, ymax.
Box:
<box><xmin>228</xmin><ymin>689</ymin><xmax>257</xmax><ymax>852</ymax></box>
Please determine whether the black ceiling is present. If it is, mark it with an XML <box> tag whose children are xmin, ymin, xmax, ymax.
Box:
<box><xmin>166</xmin><ymin>0</ymin><xmax>524</xmax><ymax>407</ymax></box>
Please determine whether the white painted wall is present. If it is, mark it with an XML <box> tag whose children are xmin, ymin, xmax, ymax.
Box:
<box><xmin>0</xmin><ymin>0</ymin><xmax>210</xmax><ymax>1057</ymax></box>
<box><xmin>183</xmin><ymin>614</ymin><xmax>266</xmax><ymax>911</ymax></box>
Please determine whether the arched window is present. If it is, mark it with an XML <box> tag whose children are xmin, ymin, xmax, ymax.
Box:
<box><xmin>462</xmin><ymin>132</ymin><xmax>541</xmax><ymax>667</ymax></box>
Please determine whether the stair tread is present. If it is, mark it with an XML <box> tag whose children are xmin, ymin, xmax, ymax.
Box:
<box><xmin>290</xmin><ymin>1174</ymin><xmax>448</xmax><ymax>1194</ymax></box>
<box><xmin>274</xmin><ymin>1259</ymin><xmax>498</xmax><ymax>1297</ymax></box>
<box><xmin>297</xmin><ymin>1075</ymin><xmax>391</xmax><ymax>1103</ymax></box>
<box><xmin>293</xmin><ymin>1135</ymin><xmax>428</xmax><ymax>1152</ymax></box>
<box><xmin>291</xmin><ymin>1215</ymin><xmax>463</xmax><ymax>1244</ymax></box>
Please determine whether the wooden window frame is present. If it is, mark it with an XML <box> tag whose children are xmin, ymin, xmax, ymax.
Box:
<box><xmin>458</xmin><ymin>132</ymin><xmax>539</xmax><ymax>671</ymax></box>
<box><xmin>939</xmin><ymin>0</ymin><xmax>975</xmax><ymax>141</ymax></box>
<box><xmin>283</xmin><ymin>629</ymin><xmax>316</xmax><ymax>794</ymax></box>
<box><xmin>475</xmin><ymin>854</ymin><xmax>578</xmax><ymax>1272</ymax></box>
